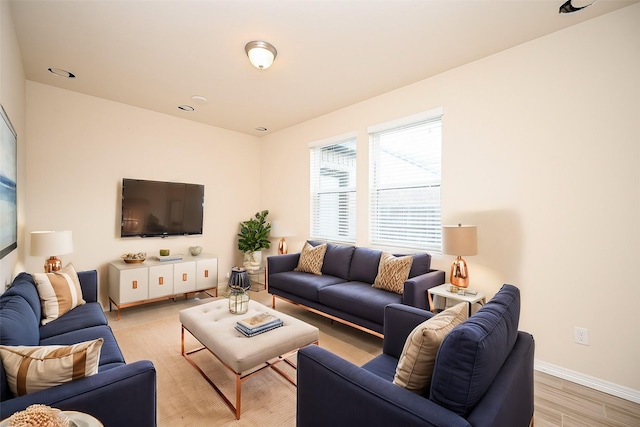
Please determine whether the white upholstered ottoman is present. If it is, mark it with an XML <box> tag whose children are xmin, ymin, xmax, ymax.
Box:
<box><xmin>179</xmin><ymin>298</ymin><xmax>319</xmax><ymax>419</ymax></box>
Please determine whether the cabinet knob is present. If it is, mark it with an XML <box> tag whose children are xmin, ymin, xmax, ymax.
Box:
<box><xmin>204</xmin><ymin>269</ymin><xmax>209</xmax><ymax>278</ymax></box>
<box><xmin>133</xmin><ymin>280</ymin><xmax>138</xmax><ymax>289</ymax></box>
<box><xmin>159</xmin><ymin>277</ymin><xmax>164</xmax><ymax>285</ymax></box>
<box><xmin>183</xmin><ymin>273</ymin><xmax>187</xmax><ymax>281</ymax></box>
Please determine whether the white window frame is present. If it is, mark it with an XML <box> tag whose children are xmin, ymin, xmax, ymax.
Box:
<box><xmin>368</xmin><ymin>108</ymin><xmax>443</xmax><ymax>252</ymax></box>
<box><xmin>308</xmin><ymin>133</ymin><xmax>357</xmax><ymax>243</ymax></box>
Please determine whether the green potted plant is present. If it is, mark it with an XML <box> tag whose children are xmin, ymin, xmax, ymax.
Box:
<box><xmin>237</xmin><ymin>210</ymin><xmax>271</xmax><ymax>269</ymax></box>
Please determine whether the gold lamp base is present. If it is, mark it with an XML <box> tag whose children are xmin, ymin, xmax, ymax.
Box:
<box><xmin>277</xmin><ymin>238</ymin><xmax>288</xmax><ymax>255</ymax></box>
<box><xmin>449</xmin><ymin>255</ymin><xmax>469</xmax><ymax>290</ymax></box>
<box><xmin>44</xmin><ymin>256</ymin><xmax>63</xmax><ymax>273</ymax></box>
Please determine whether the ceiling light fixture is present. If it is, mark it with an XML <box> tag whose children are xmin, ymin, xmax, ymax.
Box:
<box><xmin>191</xmin><ymin>95</ymin><xmax>208</xmax><ymax>104</ymax></box>
<box><xmin>48</xmin><ymin>67</ymin><xmax>76</xmax><ymax>79</ymax></box>
<box><xmin>244</xmin><ymin>41</ymin><xmax>277</xmax><ymax>70</ymax></box>
<box><xmin>255</xmin><ymin>127</ymin><xmax>268</xmax><ymax>132</ymax></box>
<box><xmin>559</xmin><ymin>0</ymin><xmax>597</xmax><ymax>14</ymax></box>
<box><xmin>178</xmin><ymin>105</ymin><xmax>195</xmax><ymax>112</ymax></box>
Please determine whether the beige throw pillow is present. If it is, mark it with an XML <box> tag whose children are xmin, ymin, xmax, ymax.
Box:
<box><xmin>393</xmin><ymin>302</ymin><xmax>467</xmax><ymax>394</ymax></box>
<box><xmin>32</xmin><ymin>263</ymin><xmax>86</xmax><ymax>325</ymax></box>
<box><xmin>372</xmin><ymin>253</ymin><xmax>413</xmax><ymax>294</ymax></box>
<box><xmin>294</xmin><ymin>242</ymin><xmax>327</xmax><ymax>275</ymax></box>
<box><xmin>0</xmin><ymin>338</ymin><xmax>103</xmax><ymax>396</ymax></box>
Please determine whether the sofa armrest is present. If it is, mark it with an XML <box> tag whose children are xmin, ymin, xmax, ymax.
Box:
<box><xmin>403</xmin><ymin>269</ymin><xmax>445</xmax><ymax>310</ymax></box>
<box><xmin>467</xmin><ymin>332</ymin><xmax>535</xmax><ymax>427</ymax></box>
<box><xmin>267</xmin><ymin>253</ymin><xmax>300</xmax><ymax>274</ymax></box>
<box><xmin>382</xmin><ymin>303</ymin><xmax>434</xmax><ymax>359</ymax></box>
<box><xmin>297</xmin><ymin>345</ymin><xmax>470</xmax><ymax>427</ymax></box>
<box><xmin>77</xmin><ymin>270</ymin><xmax>98</xmax><ymax>303</ymax></box>
<box><xmin>0</xmin><ymin>361</ymin><xmax>156</xmax><ymax>427</ymax></box>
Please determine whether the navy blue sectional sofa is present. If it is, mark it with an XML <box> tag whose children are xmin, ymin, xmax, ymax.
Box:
<box><xmin>0</xmin><ymin>270</ymin><xmax>156</xmax><ymax>426</ymax></box>
<box><xmin>268</xmin><ymin>241</ymin><xmax>445</xmax><ymax>337</ymax></box>
<box><xmin>297</xmin><ymin>284</ymin><xmax>535</xmax><ymax>427</ymax></box>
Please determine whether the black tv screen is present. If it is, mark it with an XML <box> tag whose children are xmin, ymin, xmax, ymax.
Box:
<box><xmin>121</xmin><ymin>178</ymin><xmax>204</xmax><ymax>238</ymax></box>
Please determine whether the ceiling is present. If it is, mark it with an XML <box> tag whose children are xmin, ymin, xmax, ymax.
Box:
<box><xmin>9</xmin><ymin>0</ymin><xmax>637</xmax><ymax>136</ymax></box>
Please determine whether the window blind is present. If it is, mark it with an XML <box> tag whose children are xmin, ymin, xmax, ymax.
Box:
<box><xmin>310</xmin><ymin>138</ymin><xmax>357</xmax><ymax>243</ymax></box>
<box><xmin>369</xmin><ymin>115</ymin><xmax>442</xmax><ymax>252</ymax></box>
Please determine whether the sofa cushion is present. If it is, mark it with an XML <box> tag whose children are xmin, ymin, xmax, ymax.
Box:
<box><xmin>269</xmin><ymin>271</ymin><xmax>346</xmax><ymax>302</ymax></box>
<box><xmin>0</xmin><ymin>273</ymin><xmax>41</xmax><ymax>319</ymax></box>
<box><xmin>349</xmin><ymin>247</ymin><xmax>382</xmax><ymax>284</ymax></box>
<box><xmin>0</xmin><ymin>297</ymin><xmax>40</xmax><ymax>347</ymax></box>
<box><xmin>309</xmin><ymin>241</ymin><xmax>356</xmax><ymax>280</ymax></box>
<box><xmin>361</xmin><ymin>353</ymin><xmax>399</xmax><ymax>382</ymax></box>
<box><xmin>32</xmin><ymin>264</ymin><xmax>86</xmax><ymax>325</ymax></box>
<box><xmin>39</xmin><ymin>325</ymin><xmax>126</xmax><ymax>367</ymax></box>
<box><xmin>373</xmin><ymin>253</ymin><xmax>413</xmax><ymax>294</ymax></box>
<box><xmin>318</xmin><ymin>281</ymin><xmax>402</xmax><ymax>325</ymax></box>
<box><xmin>294</xmin><ymin>242</ymin><xmax>327</xmax><ymax>275</ymax></box>
<box><xmin>0</xmin><ymin>338</ymin><xmax>103</xmax><ymax>396</ymax></box>
<box><xmin>430</xmin><ymin>284</ymin><xmax>521</xmax><ymax>416</ymax></box>
<box><xmin>39</xmin><ymin>302</ymin><xmax>108</xmax><ymax>341</ymax></box>
<box><xmin>408</xmin><ymin>253</ymin><xmax>431</xmax><ymax>278</ymax></box>
<box><xmin>393</xmin><ymin>302</ymin><xmax>466</xmax><ymax>394</ymax></box>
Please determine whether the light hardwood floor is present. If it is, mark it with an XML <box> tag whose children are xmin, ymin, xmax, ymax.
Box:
<box><xmin>534</xmin><ymin>371</ymin><xmax>639</xmax><ymax>427</ymax></box>
<box><xmin>107</xmin><ymin>289</ymin><xmax>640</xmax><ymax>427</ymax></box>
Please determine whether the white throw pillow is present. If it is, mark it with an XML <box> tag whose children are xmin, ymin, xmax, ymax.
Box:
<box><xmin>32</xmin><ymin>263</ymin><xmax>86</xmax><ymax>325</ymax></box>
<box><xmin>0</xmin><ymin>338</ymin><xmax>103</xmax><ymax>396</ymax></box>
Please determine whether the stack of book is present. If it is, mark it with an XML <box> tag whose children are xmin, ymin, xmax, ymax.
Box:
<box><xmin>235</xmin><ymin>312</ymin><xmax>283</xmax><ymax>337</ymax></box>
<box><xmin>156</xmin><ymin>255</ymin><xmax>183</xmax><ymax>262</ymax></box>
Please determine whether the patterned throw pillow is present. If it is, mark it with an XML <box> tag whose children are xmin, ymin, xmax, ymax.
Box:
<box><xmin>372</xmin><ymin>253</ymin><xmax>413</xmax><ymax>294</ymax></box>
<box><xmin>32</xmin><ymin>263</ymin><xmax>86</xmax><ymax>325</ymax></box>
<box><xmin>0</xmin><ymin>338</ymin><xmax>103</xmax><ymax>396</ymax></box>
<box><xmin>393</xmin><ymin>303</ymin><xmax>466</xmax><ymax>394</ymax></box>
<box><xmin>294</xmin><ymin>242</ymin><xmax>327</xmax><ymax>275</ymax></box>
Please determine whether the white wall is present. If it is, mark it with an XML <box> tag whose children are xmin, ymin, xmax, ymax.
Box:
<box><xmin>261</xmin><ymin>5</ymin><xmax>640</xmax><ymax>393</ymax></box>
<box><xmin>24</xmin><ymin>82</ymin><xmax>263</xmax><ymax>305</ymax></box>
<box><xmin>0</xmin><ymin>0</ymin><xmax>26</xmax><ymax>287</ymax></box>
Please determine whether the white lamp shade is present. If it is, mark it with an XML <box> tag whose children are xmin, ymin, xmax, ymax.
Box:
<box><xmin>248</xmin><ymin>48</ymin><xmax>273</xmax><ymax>69</ymax></box>
<box><xmin>245</xmin><ymin>41</ymin><xmax>277</xmax><ymax>70</ymax></box>
<box><xmin>30</xmin><ymin>231</ymin><xmax>74</xmax><ymax>256</ymax></box>
<box><xmin>442</xmin><ymin>225</ymin><xmax>477</xmax><ymax>256</ymax></box>
<box><xmin>270</xmin><ymin>221</ymin><xmax>294</xmax><ymax>238</ymax></box>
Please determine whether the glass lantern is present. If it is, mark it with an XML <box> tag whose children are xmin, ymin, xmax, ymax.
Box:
<box><xmin>228</xmin><ymin>288</ymin><xmax>250</xmax><ymax>314</ymax></box>
<box><xmin>228</xmin><ymin>266</ymin><xmax>251</xmax><ymax>314</ymax></box>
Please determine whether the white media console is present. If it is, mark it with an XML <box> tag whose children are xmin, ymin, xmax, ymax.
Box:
<box><xmin>109</xmin><ymin>254</ymin><xmax>218</xmax><ymax>319</ymax></box>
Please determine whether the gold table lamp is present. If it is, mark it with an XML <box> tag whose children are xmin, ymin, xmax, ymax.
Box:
<box><xmin>30</xmin><ymin>231</ymin><xmax>74</xmax><ymax>272</ymax></box>
<box><xmin>442</xmin><ymin>224</ymin><xmax>477</xmax><ymax>291</ymax></box>
<box><xmin>270</xmin><ymin>220</ymin><xmax>294</xmax><ymax>255</ymax></box>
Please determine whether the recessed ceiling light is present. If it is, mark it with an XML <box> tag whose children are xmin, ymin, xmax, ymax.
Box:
<box><xmin>255</xmin><ymin>127</ymin><xmax>268</xmax><ymax>132</ymax></box>
<box><xmin>191</xmin><ymin>95</ymin><xmax>208</xmax><ymax>104</ymax></box>
<box><xmin>48</xmin><ymin>67</ymin><xmax>76</xmax><ymax>78</ymax></box>
<box><xmin>178</xmin><ymin>105</ymin><xmax>195</xmax><ymax>112</ymax></box>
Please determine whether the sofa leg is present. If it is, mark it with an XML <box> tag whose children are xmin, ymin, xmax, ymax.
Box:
<box><xmin>272</xmin><ymin>295</ymin><xmax>276</xmax><ymax>309</ymax></box>
<box><xmin>530</xmin><ymin>415</ymin><xmax>534</xmax><ymax>427</ymax></box>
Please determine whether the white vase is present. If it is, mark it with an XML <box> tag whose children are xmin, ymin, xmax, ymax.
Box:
<box><xmin>243</xmin><ymin>251</ymin><xmax>262</xmax><ymax>270</ymax></box>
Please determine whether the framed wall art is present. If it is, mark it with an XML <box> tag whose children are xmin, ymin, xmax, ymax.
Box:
<box><xmin>0</xmin><ymin>105</ymin><xmax>17</xmax><ymax>259</ymax></box>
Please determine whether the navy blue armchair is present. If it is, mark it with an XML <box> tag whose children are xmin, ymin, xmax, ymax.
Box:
<box><xmin>297</xmin><ymin>284</ymin><xmax>534</xmax><ymax>427</ymax></box>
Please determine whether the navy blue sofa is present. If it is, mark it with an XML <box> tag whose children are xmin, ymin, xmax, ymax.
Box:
<box><xmin>297</xmin><ymin>284</ymin><xmax>535</xmax><ymax>427</ymax></box>
<box><xmin>268</xmin><ymin>241</ymin><xmax>445</xmax><ymax>337</ymax></box>
<box><xmin>0</xmin><ymin>270</ymin><xmax>156</xmax><ymax>426</ymax></box>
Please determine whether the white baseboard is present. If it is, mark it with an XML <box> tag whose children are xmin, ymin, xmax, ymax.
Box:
<box><xmin>535</xmin><ymin>360</ymin><xmax>640</xmax><ymax>404</ymax></box>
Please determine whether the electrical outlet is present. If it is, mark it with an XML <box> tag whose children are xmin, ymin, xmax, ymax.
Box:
<box><xmin>574</xmin><ymin>327</ymin><xmax>589</xmax><ymax>345</ymax></box>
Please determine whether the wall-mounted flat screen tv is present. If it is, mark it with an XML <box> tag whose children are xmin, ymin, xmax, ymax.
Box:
<box><xmin>121</xmin><ymin>178</ymin><xmax>204</xmax><ymax>238</ymax></box>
